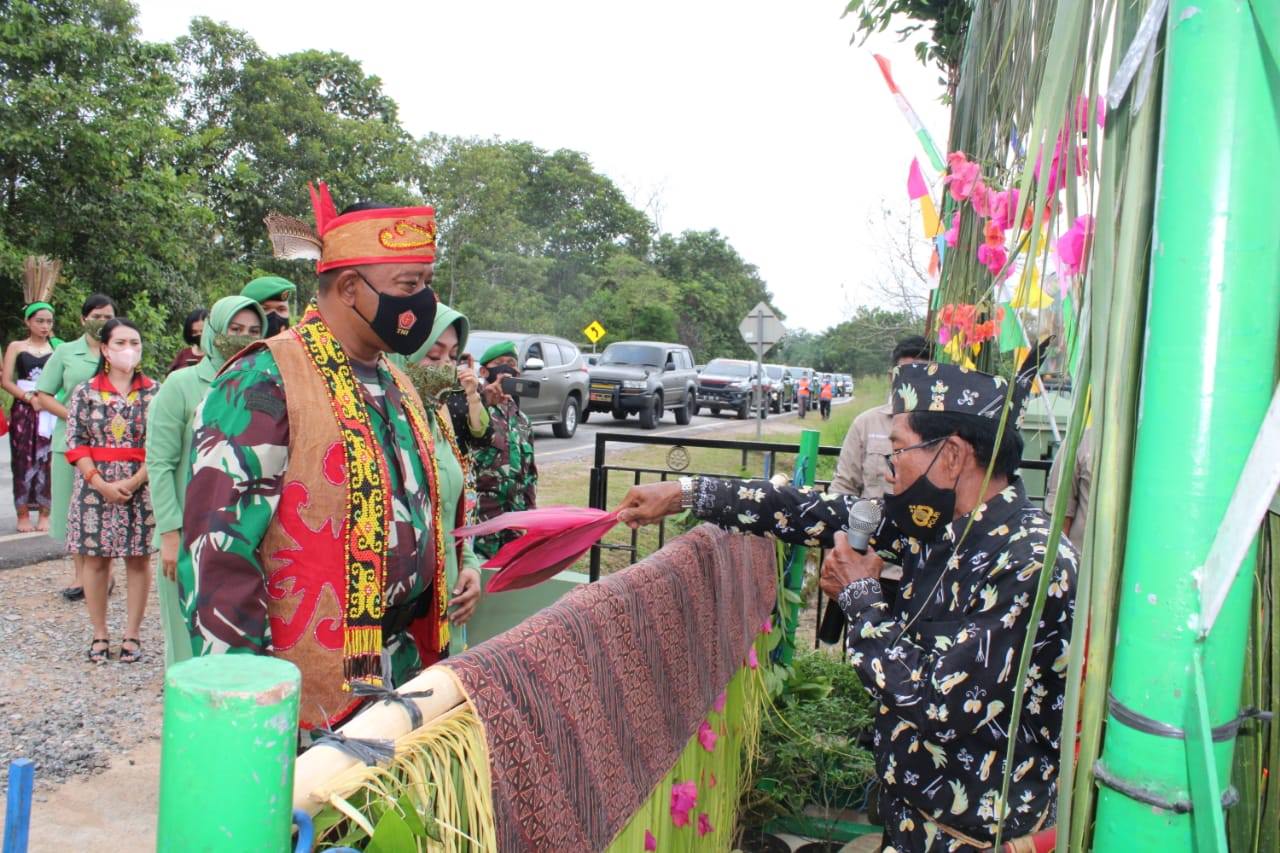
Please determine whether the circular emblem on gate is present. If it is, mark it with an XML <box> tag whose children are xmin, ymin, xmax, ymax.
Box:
<box><xmin>667</xmin><ymin>445</ymin><xmax>690</xmax><ymax>472</ymax></box>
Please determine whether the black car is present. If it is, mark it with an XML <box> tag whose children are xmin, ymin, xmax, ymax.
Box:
<box><xmin>695</xmin><ymin>358</ymin><xmax>765</xmax><ymax>419</ymax></box>
<box><xmin>586</xmin><ymin>341</ymin><xmax>699</xmax><ymax>429</ymax></box>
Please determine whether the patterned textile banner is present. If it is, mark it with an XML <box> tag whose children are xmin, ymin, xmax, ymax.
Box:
<box><xmin>444</xmin><ymin>525</ymin><xmax>778</xmax><ymax>852</ymax></box>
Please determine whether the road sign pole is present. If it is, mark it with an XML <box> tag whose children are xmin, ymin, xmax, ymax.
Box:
<box><xmin>755</xmin><ymin>311</ymin><xmax>764</xmax><ymax>438</ymax></box>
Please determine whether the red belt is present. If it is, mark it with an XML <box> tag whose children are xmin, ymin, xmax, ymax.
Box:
<box><xmin>65</xmin><ymin>446</ymin><xmax>145</xmax><ymax>464</ymax></box>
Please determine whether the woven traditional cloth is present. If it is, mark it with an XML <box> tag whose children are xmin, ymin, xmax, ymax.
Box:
<box><xmin>443</xmin><ymin>524</ymin><xmax>777</xmax><ymax>852</ymax></box>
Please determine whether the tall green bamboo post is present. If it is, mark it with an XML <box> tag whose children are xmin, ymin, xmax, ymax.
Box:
<box><xmin>1092</xmin><ymin>1</ymin><xmax>1280</xmax><ymax>849</ymax></box>
<box><xmin>778</xmin><ymin>428</ymin><xmax>820</xmax><ymax>665</ymax></box>
<box><xmin>157</xmin><ymin>656</ymin><xmax>301</xmax><ymax>851</ymax></box>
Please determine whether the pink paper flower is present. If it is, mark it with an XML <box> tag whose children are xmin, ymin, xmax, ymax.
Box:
<box><xmin>989</xmin><ymin>189</ymin><xmax>1020</xmax><ymax>232</ymax></box>
<box><xmin>698</xmin><ymin>813</ymin><xmax>714</xmax><ymax>837</ymax></box>
<box><xmin>943</xmin><ymin>210</ymin><xmax>962</xmax><ymax>248</ymax></box>
<box><xmin>698</xmin><ymin>720</ymin><xmax>718</xmax><ymax>752</ymax></box>
<box><xmin>713</xmin><ymin>691</ymin><xmax>727</xmax><ymax>713</ymax></box>
<box><xmin>760</xmin><ymin>616</ymin><xmax>772</xmax><ymax>634</ymax></box>
<box><xmin>747</xmin><ymin>646</ymin><xmax>759</xmax><ymax>669</ymax></box>
<box><xmin>644</xmin><ymin>829</ymin><xmax>657</xmax><ymax>851</ymax></box>
<box><xmin>945</xmin><ymin>152</ymin><xmax>982</xmax><ymax>202</ymax></box>
<box><xmin>969</xmin><ymin>180</ymin><xmax>992</xmax><ymax>217</ymax></box>
<box><xmin>977</xmin><ymin>242</ymin><xmax>1007</xmax><ymax>276</ymax></box>
<box><xmin>670</xmin><ymin>781</ymin><xmax>698</xmax><ymax>827</ymax></box>
<box><xmin>1057</xmin><ymin>214</ymin><xmax>1094</xmax><ymax>275</ymax></box>
<box><xmin>938</xmin><ymin>326</ymin><xmax>952</xmax><ymax>346</ymax></box>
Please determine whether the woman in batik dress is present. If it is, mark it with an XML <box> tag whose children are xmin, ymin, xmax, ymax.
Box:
<box><xmin>65</xmin><ymin>318</ymin><xmax>157</xmax><ymax>664</ymax></box>
<box><xmin>2</xmin><ymin>303</ymin><xmax>57</xmax><ymax>531</ymax></box>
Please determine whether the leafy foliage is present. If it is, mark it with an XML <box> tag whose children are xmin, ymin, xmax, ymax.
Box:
<box><xmin>843</xmin><ymin>0</ymin><xmax>974</xmax><ymax>92</ymax></box>
<box><xmin>775</xmin><ymin>306</ymin><xmax>917</xmax><ymax>375</ymax></box>
<box><xmin>743</xmin><ymin>650</ymin><xmax>877</xmax><ymax>825</ymax></box>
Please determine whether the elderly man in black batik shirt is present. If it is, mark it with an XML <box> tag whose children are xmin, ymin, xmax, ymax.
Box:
<box><xmin>617</xmin><ymin>360</ymin><xmax>1078</xmax><ymax>852</ymax></box>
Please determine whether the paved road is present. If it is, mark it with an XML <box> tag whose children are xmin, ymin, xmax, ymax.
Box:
<box><xmin>0</xmin><ymin>431</ymin><xmax>66</xmax><ymax>568</ymax></box>
<box><xmin>531</xmin><ymin>396</ymin><xmax>855</xmax><ymax>466</ymax></box>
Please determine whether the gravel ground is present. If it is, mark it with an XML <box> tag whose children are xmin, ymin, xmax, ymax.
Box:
<box><xmin>0</xmin><ymin>557</ymin><xmax>165</xmax><ymax>792</ymax></box>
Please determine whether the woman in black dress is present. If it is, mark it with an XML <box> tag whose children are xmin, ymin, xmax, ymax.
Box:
<box><xmin>2</xmin><ymin>303</ymin><xmax>57</xmax><ymax>531</ymax></box>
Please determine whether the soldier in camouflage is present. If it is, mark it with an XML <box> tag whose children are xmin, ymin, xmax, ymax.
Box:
<box><xmin>472</xmin><ymin>341</ymin><xmax>538</xmax><ymax>559</ymax></box>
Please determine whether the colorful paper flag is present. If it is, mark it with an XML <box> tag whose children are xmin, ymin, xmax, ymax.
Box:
<box><xmin>998</xmin><ymin>301</ymin><xmax>1028</xmax><ymax>352</ymax></box>
<box><xmin>907</xmin><ymin>158</ymin><xmax>929</xmax><ymax>199</ymax></box>
<box><xmin>1010</xmin><ymin>273</ymin><xmax>1054</xmax><ymax>310</ymax></box>
<box><xmin>873</xmin><ymin>54</ymin><xmax>946</xmax><ymax>172</ymax></box>
<box><xmin>920</xmin><ymin>195</ymin><xmax>943</xmax><ymax>238</ymax></box>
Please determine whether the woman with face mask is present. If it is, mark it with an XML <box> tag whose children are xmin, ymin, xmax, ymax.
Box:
<box><xmin>35</xmin><ymin>293</ymin><xmax>117</xmax><ymax>600</ymax></box>
<box><xmin>166</xmin><ymin>308</ymin><xmax>209</xmax><ymax>375</ymax></box>
<box><xmin>64</xmin><ymin>318</ymin><xmax>158</xmax><ymax>664</ymax></box>
<box><xmin>405</xmin><ymin>304</ymin><xmax>488</xmax><ymax>653</ymax></box>
<box><xmin>146</xmin><ymin>295</ymin><xmax>265</xmax><ymax>666</ymax></box>
<box><xmin>1</xmin><ymin>302</ymin><xmax>59</xmax><ymax>532</ymax></box>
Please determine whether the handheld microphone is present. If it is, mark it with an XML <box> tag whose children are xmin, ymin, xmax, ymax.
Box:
<box><xmin>818</xmin><ymin>498</ymin><xmax>883</xmax><ymax>645</ymax></box>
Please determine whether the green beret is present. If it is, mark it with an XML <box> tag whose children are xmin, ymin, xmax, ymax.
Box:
<box><xmin>241</xmin><ymin>276</ymin><xmax>297</xmax><ymax>304</ymax></box>
<box><xmin>480</xmin><ymin>341</ymin><xmax>518</xmax><ymax>366</ymax></box>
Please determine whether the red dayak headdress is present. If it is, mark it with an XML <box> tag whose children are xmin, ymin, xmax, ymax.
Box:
<box><xmin>264</xmin><ymin>182</ymin><xmax>437</xmax><ymax>272</ymax></box>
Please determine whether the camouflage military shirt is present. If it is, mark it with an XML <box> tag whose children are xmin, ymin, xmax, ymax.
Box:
<box><xmin>471</xmin><ymin>399</ymin><xmax>537</xmax><ymax>559</ymax></box>
<box><xmin>180</xmin><ymin>347</ymin><xmax>438</xmax><ymax>685</ymax></box>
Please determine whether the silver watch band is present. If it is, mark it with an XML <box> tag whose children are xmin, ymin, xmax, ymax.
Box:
<box><xmin>679</xmin><ymin>476</ymin><xmax>697</xmax><ymax>509</ymax></box>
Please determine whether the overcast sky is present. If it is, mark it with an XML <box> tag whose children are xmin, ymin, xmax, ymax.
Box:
<box><xmin>134</xmin><ymin>1</ymin><xmax>950</xmax><ymax>333</ymax></box>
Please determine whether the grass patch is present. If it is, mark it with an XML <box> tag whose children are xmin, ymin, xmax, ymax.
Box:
<box><xmin>534</xmin><ymin>375</ymin><xmax>890</xmax><ymax>575</ymax></box>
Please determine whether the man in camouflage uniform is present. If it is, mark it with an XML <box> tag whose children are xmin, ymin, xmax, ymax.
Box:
<box><xmin>472</xmin><ymin>340</ymin><xmax>538</xmax><ymax>559</ymax></box>
<box><xmin>180</xmin><ymin>187</ymin><xmax>457</xmax><ymax>731</ymax></box>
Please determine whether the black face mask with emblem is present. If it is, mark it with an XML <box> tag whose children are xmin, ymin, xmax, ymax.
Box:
<box><xmin>353</xmin><ymin>269</ymin><xmax>437</xmax><ymax>356</ymax></box>
<box><xmin>883</xmin><ymin>441</ymin><xmax>958</xmax><ymax>541</ymax></box>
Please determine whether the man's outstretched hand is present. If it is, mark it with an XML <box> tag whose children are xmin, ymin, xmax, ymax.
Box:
<box><xmin>616</xmin><ymin>481</ymin><xmax>684</xmax><ymax>529</ymax></box>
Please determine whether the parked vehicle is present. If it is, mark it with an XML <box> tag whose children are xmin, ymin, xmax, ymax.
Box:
<box><xmin>764</xmin><ymin>364</ymin><xmax>794</xmax><ymax>413</ymax></box>
<box><xmin>586</xmin><ymin>341</ymin><xmax>699</xmax><ymax>429</ymax></box>
<box><xmin>695</xmin><ymin>358</ymin><xmax>766</xmax><ymax>419</ymax></box>
<box><xmin>465</xmin><ymin>331</ymin><xmax>590</xmax><ymax>438</ymax></box>
<box><xmin>584</xmin><ymin>353</ymin><xmax>602</xmax><ymax>367</ymax></box>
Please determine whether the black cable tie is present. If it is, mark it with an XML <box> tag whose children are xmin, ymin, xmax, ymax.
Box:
<box><xmin>311</xmin><ymin>726</ymin><xmax>396</xmax><ymax>767</ymax></box>
<box><xmin>1108</xmin><ymin>692</ymin><xmax>1274</xmax><ymax>743</ymax></box>
<box><xmin>1093</xmin><ymin>760</ymin><xmax>1239</xmax><ymax>814</ymax></box>
<box><xmin>350</xmin><ymin>680</ymin><xmax>434</xmax><ymax>730</ymax></box>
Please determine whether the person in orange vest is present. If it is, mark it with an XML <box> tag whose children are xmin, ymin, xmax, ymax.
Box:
<box><xmin>818</xmin><ymin>375</ymin><xmax>834</xmax><ymax>420</ymax></box>
<box><xmin>796</xmin><ymin>373</ymin><xmax>811</xmax><ymax>418</ymax></box>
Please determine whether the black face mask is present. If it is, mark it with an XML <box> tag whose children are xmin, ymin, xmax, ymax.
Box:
<box><xmin>353</xmin><ymin>270</ymin><xmax>436</xmax><ymax>356</ymax></box>
<box><xmin>883</xmin><ymin>441</ymin><xmax>958</xmax><ymax>542</ymax></box>
<box><xmin>265</xmin><ymin>312</ymin><xmax>290</xmax><ymax>338</ymax></box>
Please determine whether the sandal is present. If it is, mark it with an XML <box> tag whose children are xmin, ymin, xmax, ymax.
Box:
<box><xmin>88</xmin><ymin>638</ymin><xmax>111</xmax><ymax>665</ymax></box>
<box><xmin>61</xmin><ymin>586</ymin><xmax>85</xmax><ymax>602</ymax></box>
<box><xmin>119</xmin><ymin>637</ymin><xmax>142</xmax><ymax>664</ymax></box>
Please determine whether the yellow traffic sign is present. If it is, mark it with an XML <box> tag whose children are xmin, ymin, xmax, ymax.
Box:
<box><xmin>583</xmin><ymin>321</ymin><xmax>607</xmax><ymax>344</ymax></box>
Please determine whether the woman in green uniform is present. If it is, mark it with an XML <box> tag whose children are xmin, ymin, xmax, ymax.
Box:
<box><xmin>145</xmin><ymin>294</ymin><xmax>266</xmax><ymax>665</ymax></box>
<box><xmin>35</xmin><ymin>293</ymin><xmax>116</xmax><ymax>599</ymax></box>
<box><xmin>408</xmin><ymin>304</ymin><xmax>489</xmax><ymax>654</ymax></box>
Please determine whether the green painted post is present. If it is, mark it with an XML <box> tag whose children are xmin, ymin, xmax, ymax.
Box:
<box><xmin>779</xmin><ymin>429</ymin><xmax>821</xmax><ymax>665</ymax></box>
<box><xmin>157</xmin><ymin>656</ymin><xmax>301</xmax><ymax>852</ymax></box>
<box><xmin>1092</xmin><ymin>1</ymin><xmax>1280</xmax><ymax>849</ymax></box>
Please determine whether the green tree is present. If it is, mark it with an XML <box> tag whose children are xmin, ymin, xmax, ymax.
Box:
<box><xmin>654</xmin><ymin>230</ymin><xmax>776</xmax><ymax>361</ymax></box>
<box><xmin>0</xmin><ymin>0</ymin><xmax>205</xmax><ymax>360</ymax></box>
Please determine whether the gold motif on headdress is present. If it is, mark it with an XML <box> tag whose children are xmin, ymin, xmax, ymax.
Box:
<box><xmin>378</xmin><ymin>219</ymin><xmax>437</xmax><ymax>251</ymax></box>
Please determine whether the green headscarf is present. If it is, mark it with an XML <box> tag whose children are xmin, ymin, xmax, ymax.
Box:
<box><xmin>409</xmin><ymin>303</ymin><xmax>470</xmax><ymax>365</ymax></box>
<box><xmin>204</xmin><ymin>294</ymin><xmax>268</xmax><ymax>371</ymax></box>
<box><xmin>23</xmin><ymin>302</ymin><xmax>54</xmax><ymax>320</ymax></box>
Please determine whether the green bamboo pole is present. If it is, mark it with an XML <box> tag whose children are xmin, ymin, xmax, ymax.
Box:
<box><xmin>1092</xmin><ymin>1</ymin><xmax>1280</xmax><ymax>849</ymax></box>
<box><xmin>157</xmin><ymin>656</ymin><xmax>301</xmax><ymax>852</ymax></box>
<box><xmin>778</xmin><ymin>428</ymin><xmax>820</xmax><ymax>666</ymax></box>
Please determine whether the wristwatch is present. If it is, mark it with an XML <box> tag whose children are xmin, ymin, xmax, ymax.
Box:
<box><xmin>678</xmin><ymin>476</ymin><xmax>698</xmax><ymax>509</ymax></box>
